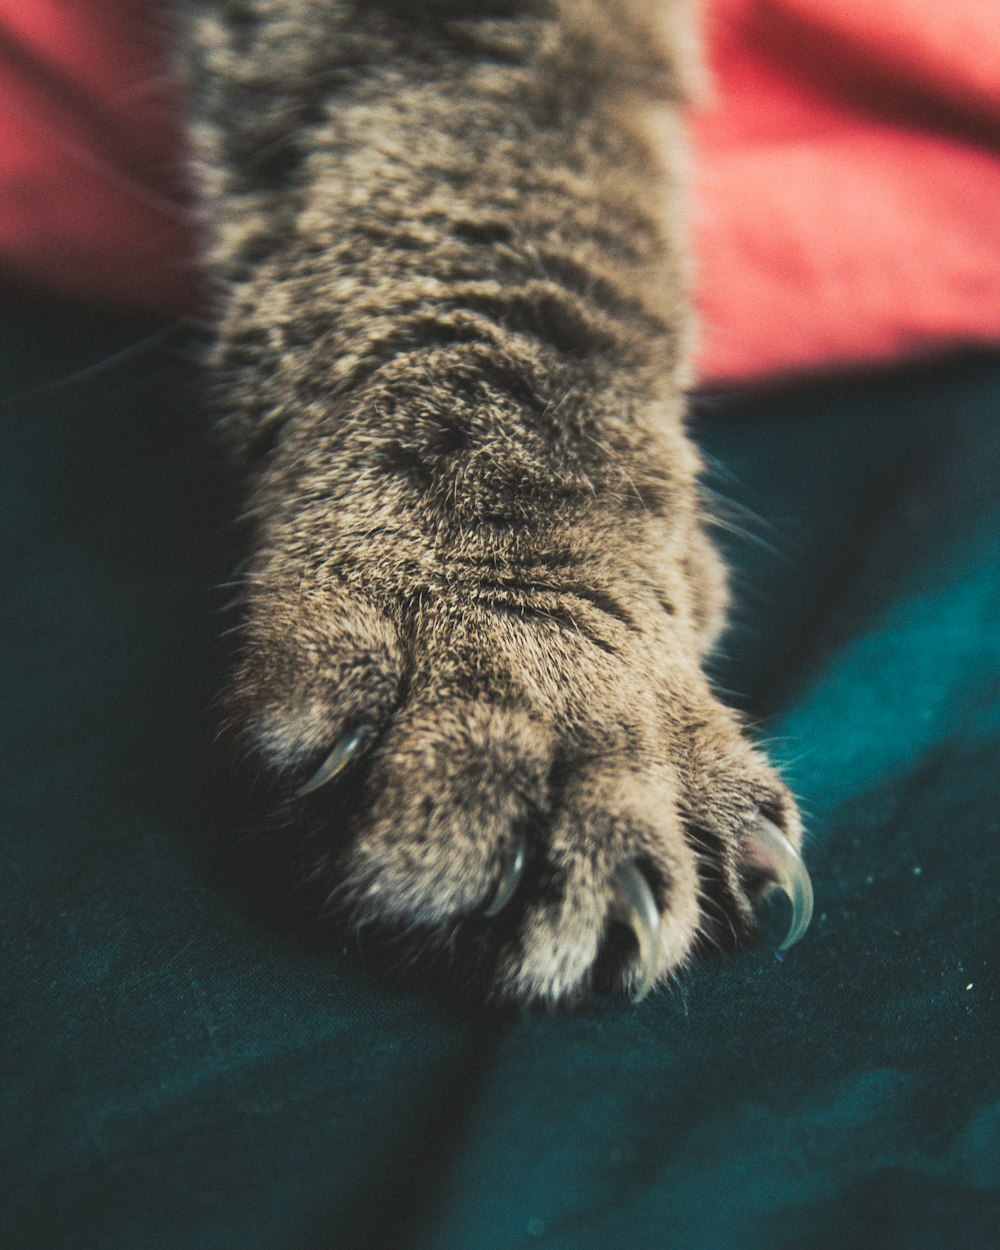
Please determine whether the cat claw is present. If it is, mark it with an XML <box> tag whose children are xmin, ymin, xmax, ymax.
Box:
<box><xmin>746</xmin><ymin>816</ymin><xmax>814</xmax><ymax>950</ymax></box>
<box><xmin>294</xmin><ymin>727</ymin><xmax>373</xmax><ymax>798</ymax></box>
<box><xmin>483</xmin><ymin>834</ymin><xmax>527</xmax><ymax>917</ymax></box>
<box><xmin>609</xmin><ymin>861</ymin><xmax>661</xmax><ymax>1002</ymax></box>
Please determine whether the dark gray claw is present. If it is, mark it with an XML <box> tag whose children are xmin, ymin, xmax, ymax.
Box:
<box><xmin>609</xmin><ymin>861</ymin><xmax>661</xmax><ymax>1003</ymax></box>
<box><xmin>483</xmin><ymin>834</ymin><xmax>527</xmax><ymax>917</ymax></box>
<box><xmin>294</xmin><ymin>728</ymin><xmax>372</xmax><ymax>798</ymax></box>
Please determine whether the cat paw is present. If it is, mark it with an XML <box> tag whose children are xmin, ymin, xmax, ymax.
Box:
<box><xmin>225</xmin><ymin>552</ymin><xmax>811</xmax><ymax>1007</ymax></box>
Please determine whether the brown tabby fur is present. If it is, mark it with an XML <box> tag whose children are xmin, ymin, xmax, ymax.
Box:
<box><xmin>182</xmin><ymin>0</ymin><xmax>803</xmax><ymax>1005</ymax></box>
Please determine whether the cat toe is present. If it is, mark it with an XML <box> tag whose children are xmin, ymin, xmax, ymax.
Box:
<box><xmin>224</xmin><ymin>577</ymin><xmax>404</xmax><ymax>783</ymax></box>
<box><xmin>492</xmin><ymin>763</ymin><xmax>702</xmax><ymax>1005</ymax></box>
<box><xmin>341</xmin><ymin>700</ymin><xmax>552</xmax><ymax>927</ymax></box>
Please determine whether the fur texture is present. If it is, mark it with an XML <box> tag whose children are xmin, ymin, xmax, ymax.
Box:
<box><xmin>183</xmin><ymin>0</ymin><xmax>803</xmax><ymax>1005</ymax></box>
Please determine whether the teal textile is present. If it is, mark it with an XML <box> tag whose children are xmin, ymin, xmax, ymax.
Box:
<box><xmin>3</xmin><ymin>294</ymin><xmax>998</xmax><ymax>1249</ymax></box>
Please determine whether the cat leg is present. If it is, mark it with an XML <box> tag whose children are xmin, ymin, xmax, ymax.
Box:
<box><xmin>185</xmin><ymin>0</ymin><xmax>810</xmax><ymax>1005</ymax></box>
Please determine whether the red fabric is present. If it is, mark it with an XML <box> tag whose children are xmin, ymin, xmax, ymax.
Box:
<box><xmin>0</xmin><ymin>0</ymin><xmax>193</xmax><ymax>315</ymax></box>
<box><xmin>0</xmin><ymin>0</ymin><xmax>996</xmax><ymax>383</ymax></box>
<box><xmin>692</xmin><ymin>0</ymin><xmax>1000</xmax><ymax>380</ymax></box>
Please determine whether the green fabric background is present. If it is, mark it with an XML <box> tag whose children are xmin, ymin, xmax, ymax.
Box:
<box><xmin>2</xmin><ymin>294</ymin><xmax>998</xmax><ymax>1249</ymax></box>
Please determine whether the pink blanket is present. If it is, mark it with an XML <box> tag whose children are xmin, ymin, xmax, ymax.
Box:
<box><xmin>0</xmin><ymin>0</ymin><xmax>996</xmax><ymax>383</ymax></box>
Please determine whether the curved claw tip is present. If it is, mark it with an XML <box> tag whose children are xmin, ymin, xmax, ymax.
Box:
<box><xmin>609</xmin><ymin>861</ymin><xmax>661</xmax><ymax>1003</ymax></box>
<box><xmin>749</xmin><ymin>816</ymin><xmax>814</xmax><ymax>951</ymax></box>
<box><xmin>294</xmin><ymin>728</ymin><xmax>370</xmax><ymax>798</ymax></box>
<box><xmin>483</xmin><ymin>834</ymin><xmax>527</xmax><ymax>917</ymax></box>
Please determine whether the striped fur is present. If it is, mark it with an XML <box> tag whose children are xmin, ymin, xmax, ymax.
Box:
<box><xmin>184</xmin><ymin>0</ymin><xmax>803</xmax><ymax>1005</ymax></box>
